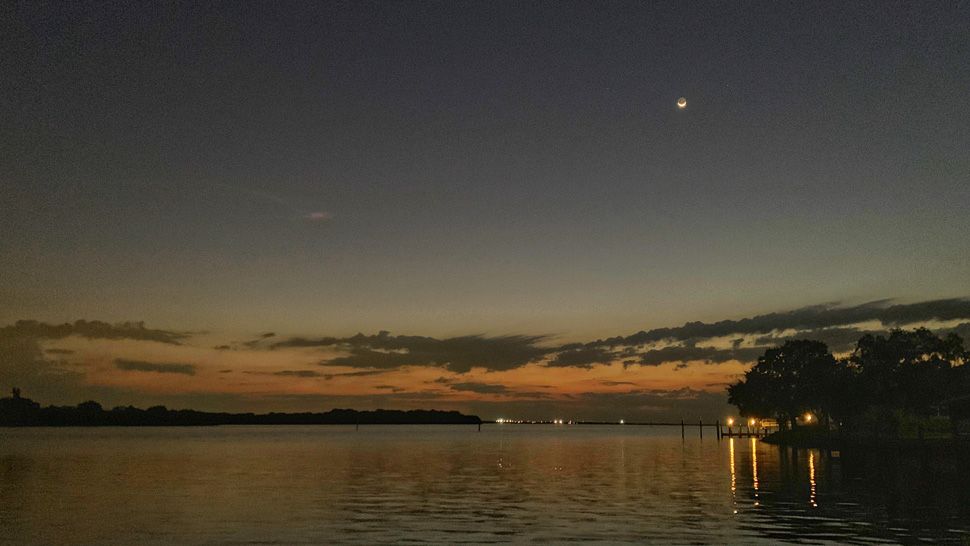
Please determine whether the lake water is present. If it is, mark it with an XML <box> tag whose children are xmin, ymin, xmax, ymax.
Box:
<box><xmin>1</xmin><ymin>425</ymin><xmax>968</xmax><ymax>544</ymax></box>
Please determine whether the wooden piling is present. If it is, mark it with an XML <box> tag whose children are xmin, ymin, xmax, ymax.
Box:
<box><xmin>716</xmin><ymin>419</ymin><xmax>721</xmax><ymax>440</ymax></box>
<box><xmin>699</xmin><ymin>420</ymin><xmax>703</xmax><ymax>439</ymax></box>
<box><xmin>681</xmin><ymin>419</ymin><xmax>685</xmax><ymax>439</ymax></box>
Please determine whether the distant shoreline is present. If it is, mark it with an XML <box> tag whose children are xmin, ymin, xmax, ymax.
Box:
<box><xmin>0</xmin><ymin>393</ymin><xmax>482</xmax><ymax>427</ymax></box>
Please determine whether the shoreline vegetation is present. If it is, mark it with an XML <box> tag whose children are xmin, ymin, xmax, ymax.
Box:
<box><xmin>728</xmin><ymin>328</ymin><xmax>970</xmax><ymax>449</ymax></box>
<box><xmin>0</xmin><ymin>391</ymin><xmax>482</xmax><ymax>426</ymax></box>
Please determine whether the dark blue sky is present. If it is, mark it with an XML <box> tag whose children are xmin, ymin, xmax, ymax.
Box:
<box><xmin>3</xmin><ymin>1</ymin><xmax>969</xmax><ymax>337</ymax></box>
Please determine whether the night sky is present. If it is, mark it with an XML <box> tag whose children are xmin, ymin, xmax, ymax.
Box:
<box><xmin>2</xmin><ymin>1</ymin><xmax>969</xmax><ymax>419</ymax></box>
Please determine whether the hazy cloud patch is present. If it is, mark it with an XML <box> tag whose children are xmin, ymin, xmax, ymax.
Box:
<box><xmin>115</xmin><ymin>359</ymin><xmax>196</xmax><ymax>376</ymax></box>
<box><xmin>303</xmin><ymin>211</ymin><xmax>332</xmax><ymax>222</ymax></box>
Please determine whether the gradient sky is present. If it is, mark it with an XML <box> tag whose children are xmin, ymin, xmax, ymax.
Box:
<box><xmin>2</xmin><ymin>2</ymin><xmax>969</xmax><ymax>419</ymax></box>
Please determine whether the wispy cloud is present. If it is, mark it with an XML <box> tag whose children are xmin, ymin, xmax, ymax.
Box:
<box><xmin>206</xmin><ymin>182</ymin><xmax>332</xmax><ymax>224</ymax></box>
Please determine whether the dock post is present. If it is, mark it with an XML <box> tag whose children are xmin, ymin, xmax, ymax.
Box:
<box><xmin>699</xmin><ymin>420</ymin><xmax>703</xmax><ymax>439</ymax></box>
<box><xmin>681</xmin><ymin>419</ymin><xmax>685</xmax><ymax>439</ymax></box>
<box><xmin>478</xmin><ymin>422</ymin><xmax>482</xmax><ymax>432</ymax></box>
<box><xmin>716</xmin><ymin>419</ymin><xmax>721</xmax><ymax>440</ymax></box>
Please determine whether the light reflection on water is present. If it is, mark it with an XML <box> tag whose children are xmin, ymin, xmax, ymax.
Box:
<box><xmin>0</xmin><ymin>425</ymin><xmax>968</xmax><ymax>544</ymax></box>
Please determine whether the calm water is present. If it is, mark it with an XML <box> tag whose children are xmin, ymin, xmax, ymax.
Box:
<box><xmin>1</xmin><ymin>425</ymin><xmax>968</xmax><ymax>544</ymax></box>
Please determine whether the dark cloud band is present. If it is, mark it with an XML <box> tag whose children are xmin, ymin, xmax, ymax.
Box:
<box><xmin>115</xmin><ymin>359</ymin><xmax>196</xmax><ymax>375</ymax></box>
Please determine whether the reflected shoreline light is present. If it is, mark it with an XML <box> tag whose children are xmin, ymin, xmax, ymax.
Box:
<box><xmin>809</xmin><ymin>450</ymin><xmax>818</xmax><ymax>508</ymax></box>
<box><xmin>751</xmin><ymin>437</ymin><xmax>759</xmax><ymax>506</ymax></box>
<box><xmin>729</xmin><ymin>438</ymin><xmax>737</xmax><ymax>514</ymax></box>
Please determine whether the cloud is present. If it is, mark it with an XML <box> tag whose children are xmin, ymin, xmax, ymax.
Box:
<box><xmin>547</xmin><ymin>346</ymin><xmax>615</xmax><ymax>368</ymax></box>
<box><xmin>1</xmin><ymin>319</ymin><xmax>185</xmax><ymax>344</ymax></box>
<box><xmin>239</xmin><ymin>332</ymin><xmax>279</xmax><ymax>349</ymax></box>
<box><xmin>0</xmin><ymin>320</ymin><xmax>190</xmax><ymax>406</ymax></box>
<box><xmin>321</xmin><ymin>369</ymin><xmax>388</xmax><ymax>380</ymax></box>
<box><xmin>374</xmin><ymin>385</ymin><xmax>406</xmax><ymax>392</ymax></box>
<box><xmin>271</xmin><ymin>370</ymin><xmax>322</xmax><ymax>378</ymax></box>
<box><xmin>267</xmin><ymin>300</ymin><xmax>970</xmax><ymax>373</ymax></box>
<box><xmin>586</xmin><ymin>299</ymin><xmax>970</xmax><ymax>348</ymax></box>
<box><xmin>0</xmin><ymin>333</ymin><xmax>87</xmax><ymax>402</ymax></box>
<box><xmin>115</xmin><ymin>359</ymin><xmax>197</xmax><ymax>376</ymax></box>
<box><xmin>447</xmin><ymin>382</ymin><xmax>510</xmax><ymax>394</ymax></box>
<box><xmin>2</xmin><ymin>299</ymin><xmax>968</xmax><ymax>417</ymax></box>
<box><xmin>303</xmin><ymin>211</ymin><xmax>332</xmax><ymax>222</ymax></box>
<box><xmin>275</xmin><ymin>331</ymin><xmax>551</xmax><ymax>373</ymax></box>
<box><xmin>520</xmin><ymin>298</ymin><xmax>970</xmax><ymax>369</ymax></box>
<box><xmin>753</xmin><ymin>326</ymin><xmax>867</xmax><ymax>354</ymax></box>
<box><xmin>634</xmin><ymin>345</ymin><xmax>766</xmax><ymax>367</ymax></box>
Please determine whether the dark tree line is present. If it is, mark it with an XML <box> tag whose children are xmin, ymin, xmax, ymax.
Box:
<box><xmin>727</xmin><ymin>328</ymin><xmax>969</xmax><ymax>431</ymax></box>
<box><xmin>0</xmin><ymin>392</ymin><xmax>482</xmax><ymax>426</ymax></box>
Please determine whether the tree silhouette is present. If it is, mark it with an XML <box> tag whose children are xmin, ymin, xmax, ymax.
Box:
<box><xmin>728</xmin><ymin>329</ymin><xmax>969</xmax><ymax>438</ymax></box>
<box><xmin>850</xmin><ymin>328</ymin><xmax>967</xmax><ymax>414</ymax></box>
<box><xmin>728</xmin><ymin>340</ymin><xmax>840</xmax><ymax>429</ymax></box>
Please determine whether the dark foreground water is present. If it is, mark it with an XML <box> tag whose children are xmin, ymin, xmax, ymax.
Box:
<box><xmin>1</xmin><ymin>425</ymin><xmax>968</xmax><ymax>544</ymax></box>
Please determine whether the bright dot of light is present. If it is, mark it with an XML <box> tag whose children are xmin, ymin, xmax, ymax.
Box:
<box><xmin>727</xmin><ymin>417</ymin><xmax>734</xmax><ymax>426</ymax></box>
<box><xmin>677</xmin><ymin>97</ymin><xmax>687</xmax><ymax>109</ymax></box>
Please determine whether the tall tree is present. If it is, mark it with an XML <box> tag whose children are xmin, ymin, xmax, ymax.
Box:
<box><xmin>727</xmin><ymin>340</ymin><xmax>840</xmax><ymax>429</ymax></box>
<box><xmin>851</xmin><ymin>328</ymin><xmax>967</xmax><ymax>413</ymax></box>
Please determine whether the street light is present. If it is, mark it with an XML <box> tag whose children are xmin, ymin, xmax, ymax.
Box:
<box><xmin>726</xmin><ymin>417</ymin><xmax>734</xmax><ymax>426</ymax></box>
